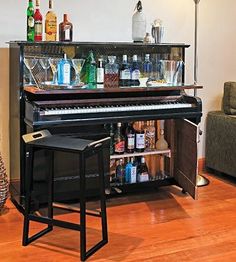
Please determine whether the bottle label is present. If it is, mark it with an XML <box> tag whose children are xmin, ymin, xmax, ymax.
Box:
<box><xmin>65</xmin><ymin>28</ymin><xmax>70</xmax><ymax>40</ymax></box>
<box><xmin>97</xmin><ymin>68</ymin><xmax>104</xmax><ymax>83</ymax></box>
<box><xmin>139</xmin><ymin>171</ymin><xmax>149</xmax><ymax>182</ymax></box>
<box><xmin>63</xmin><ymin>63</ymin><xmax>71</xmax><ymax>84</ymax></box>
<box><xmin>46</xmin><ymin>20</ymin><xmax>57</xmax><ymax>34</ymax></box>
<box><xmin>131</xmin><ymin>69</ymin><xmax>140</xmax><ymax>80</ymax></box>
<box><xmin>35</xmin><ymin>21</ymin><xmax>42</xmax><ymax>36</ymax></box>
<box><xmin>120</xmin><ymin>69</ymin><xmax>131</xmax><ymax>80</ymax></box>
<box><xmin>115</xmin><ymin>141</ymin><xmax>125</xmax><ymax>153</ymax></box>
<box><xmin>28</xmin><ymin>16</ymin><xmax>34</xmax><ymax>27</ymax></box>
<box><xmin>127</xmin><ymin>134</ymin><xmax>135</xmax><ymax>149</ymax></box>
<box><xmin>130</xmin><ymin>166</ymin><xmax>137</xmax><ymax>183</ymax></box>
<box><xmin>136</xmin><ymin>133</ymin><xmax>145</xmax><ymax>149</ymax></box>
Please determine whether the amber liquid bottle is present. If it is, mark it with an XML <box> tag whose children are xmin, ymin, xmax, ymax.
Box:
<box><xmin>59</xmin><ymin>14</ymin><xmax>73</xmax><ymax>42</ymax></box>
<box><xmin>45</xmin><ymin>0</ymin><xmax>57</xmax><ymax>41</ymax></box>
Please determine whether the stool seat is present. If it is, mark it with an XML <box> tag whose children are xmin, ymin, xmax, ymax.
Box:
<box><xmin>22</xmin><ymin>130</ymin><xmax>110</xmax><ymax>261</ymax></box>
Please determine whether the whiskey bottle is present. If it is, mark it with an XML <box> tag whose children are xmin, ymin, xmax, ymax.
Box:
<box><xmin>59</xmin><ymin>14</ymin><xmax>73</xmax><ymax>42</ymax></box>
<box><xmin>135</xmin><ymin>122</ymin><xmax>145</xmax><ymax>152</ymax></box>
<box><xmin>114</xmin><ymin>122</ymin><xmax>125</xmax><ymax>154</ymax></box>
<box><xmin>34</xmin><ymin>0</ymin><xmax>43</xmax><ymax>41</ymax></box>
<box><xmin>45</xmin><ymin>0</ymin><xmax>57</xmax><ymax>41</ymax></box>
<box><xmin>27</xmin><ymin>0</ymin><xmax>34</xmax><ymax>41</ymax></box>
<box><xmin>145</xmin><ymin>120</ymin><xmax>156</xmax><ymax>150</ymax></box>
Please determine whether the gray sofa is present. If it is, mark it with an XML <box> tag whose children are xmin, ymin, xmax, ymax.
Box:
<box><xmin>205</xmin><ymin>82</ymin><xmax>236</xmax><ymax>178</ymax></box>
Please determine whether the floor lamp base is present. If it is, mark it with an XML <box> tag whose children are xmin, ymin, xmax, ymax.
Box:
<box><xmin>197</xmin><ymin>174</ymin><xmax>209</xmax><ymax>187</ymax></box>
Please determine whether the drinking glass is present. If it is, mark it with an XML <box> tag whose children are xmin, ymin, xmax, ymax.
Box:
<box><xmin>49</xmin><ymin>58</ymin><xmax>60</xmax><ymax>84</ymax></box>
<box><xmin>23</xmin><ymin>57</ymin><xmax>38</xmax><ymax>85</ymax></box>
<box><xmin>71</xmin><ymin>59</ymin><xmax>85</xmax><ymax>85</ymax></box>
<box><xmin>39</xmin><ymin>57</ymin><xmax>50</xmax><ymax>83</ymax></box>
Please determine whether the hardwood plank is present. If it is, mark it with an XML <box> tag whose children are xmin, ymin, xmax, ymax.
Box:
<box><xmin>0</xmin><ymin>173</ymin><xmax>236</xmax><ymax>261</ymax></box>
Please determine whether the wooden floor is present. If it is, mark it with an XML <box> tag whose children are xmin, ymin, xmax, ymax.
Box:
<box><xmin>1</xmin><ymin>173</ymin><xmax>236</xmax><ymax>262</ymax></box>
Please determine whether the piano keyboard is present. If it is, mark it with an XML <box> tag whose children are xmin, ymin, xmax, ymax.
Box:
<box><xmin>41</xmin><ymin>102</ymin><xmax>193</xmax><ymax>116</ymax></box>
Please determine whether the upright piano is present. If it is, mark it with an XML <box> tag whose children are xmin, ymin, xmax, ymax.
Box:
<box><xmin>9</xmin><ymin>41</ymin><xmax>202</xmax><ymax>212</ymax></box>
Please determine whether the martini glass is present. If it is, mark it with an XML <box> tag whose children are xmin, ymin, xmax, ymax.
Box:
<box><xmin>23</xmin><ymin>57</ymin><xmax>38</xmax><ymax>85</ymax></box>
<box><xmin>71</xmin><ymin>59</ymin><xmax>85</xmax><ymax>85</ymax></box>
<box><xmin>49</xmin><ymin>58</ymin><xmax>60</xmax><ymax>84</ymax></box>
<box><xmin>39</xmin><ymin>57</ymin><xmax>50</xmax><ymax>83</ymax></box>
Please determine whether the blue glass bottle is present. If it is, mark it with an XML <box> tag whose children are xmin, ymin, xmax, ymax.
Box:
<box><xmin>57</xmin><ymin>53</ymin><xmax>71</xmax><ymax>85</ymax></box>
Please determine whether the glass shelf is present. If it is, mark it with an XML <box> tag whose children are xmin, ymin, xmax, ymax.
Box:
<box><xmin>110</xmin><ymin>149</ymin><xmax>171</xmax><ymax>159</ymax></box>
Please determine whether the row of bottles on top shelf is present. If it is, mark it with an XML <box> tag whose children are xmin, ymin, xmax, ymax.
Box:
<box><xmin>105</xmin><ymin>120</ymin><xmax>169</xmax><ymax>155</ymax></box>
<box><xmin>110</xmin><ymin>155</ymin><xmax>169</xmax><ymax>185</ymax></box>
<box><xmin>27</xmin><ymin>0</ymin><xmax>73</xmax><ymax>42</ymax></box>
<box><xmin>24</xmin><ymin>51</ymin><xmax>183</xmax><ymax>89</ymax></box>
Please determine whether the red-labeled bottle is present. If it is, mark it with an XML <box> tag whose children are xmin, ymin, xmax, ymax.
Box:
<box><xmin>114</xmin><ymin>122</ymin><xmax>125</xmax><ymax>154</ymax></box>
<box><xmin>34</xmin><ymin>0</ymin><xmax>43</xmax><ymax>41</ymax></box>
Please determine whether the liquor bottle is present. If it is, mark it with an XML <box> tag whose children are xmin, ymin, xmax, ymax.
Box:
<box><xmin>114</xmin><ymin>122</ymin><xmax>125</xmax><ymax>154</ymax></box>
<box><xmin>96</xmin><ymin>58</ymin><xmax>104</xmax><ymax>86</ymax></box>
<box><xmin>34</xmin><ymin>0</ymin><xmax>43</xmax><ymax>41</ymax></box>
<box><xmin>145</xmin><ymin>120</ymin><xmax>156</xmax><ymax>150</ymax></box>
<box><xmin>116</xmin><ymin>159</ymin><xmax>125</xmax><ymax>184</ymax></box>
<box><xmin>109</xmin><ymin>123</ymin><xmax>115</xmax><ymax>155</ymax></box>
<box><xmin>156</xmin><ymin>129</ymin><xmax>168</xmax><ymax>150</ymax></box>
<box><xmin>142</xmin><ymin>54</ymin><xmax>153</xmax><ymax>79</ymax></box>
<box><xmin>45</xmin><ymin>0</ymin><xmax>57</xmax><ymax>41</ymax></box>
<box><xmin>57</xmin><ymin>54</ymin><xmax>71</xmax><ymax>85</ymax></box>
<box><xmin>119</xmin><ymin>55</ymin><xmax>131</xmax><ymax>86</ymax></box>
<box><xmin>104</xmin><ymin>56</ymin><xmax>119</xmax><ymax>88</ymax></box>
<box><xmin>131</xmin><ymin>55</ymin><xmax>140</xmax><ymax>86</ymax></box>
<box><xmin>27</xmin><ymin>0</ymin><xmax>34</xmax><ymax>41</ymax></box>
<box><xmin>59</xmin><ymin>14</ymin><xmax>73</xmax><ymax>42</ymax></box>
<box><xmin>85</xmin><ymin>51</ymin><xmax>97</xmax><ymax>85</ymax></box>
<box><xmin>125</xmin><ymin>122</ymin><xmax>135</xmax><ymax>153</ymax></box>
<box><xmin>125</xmin><ymin>157</ymin><xmax>137</xmax><ymax>184</ymax></box>
<box><xmin>135</xmin><ymin>122</ymin><xmax>145</xmax><ymax>152</ymax></box>
<box><xmin>137</xmin><ymin>156</ymin><xmax>149</xmax><ymax>182</ymax></box>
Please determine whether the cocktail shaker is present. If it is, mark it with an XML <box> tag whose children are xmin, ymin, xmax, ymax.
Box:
<box><xmin>151</xmin><ymin>19</ymin><xmax>164</xmax><ymax>44</ymax></box>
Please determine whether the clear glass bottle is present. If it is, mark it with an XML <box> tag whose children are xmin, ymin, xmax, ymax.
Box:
<box><xmin>145</xmin><ymin>120</ymin><xmax>156</xmax><ymax>150</ymax></box>
<box><xmin>27</xmin><ymin>0</ymin><xmax>34</xmax><ymax>41</ymax></box>
<box><xmin>114</xmin><ymin>122</ymin><xmax>125</xmax><ymax>154</ymax></box>
<box><xmin>45</xmin><ymin>0</ymin><xmax>57</xmax><ymax>41</ymax></box>
<box><xmin>59</xmin><ymin>14</ymin><xmax>73</xmax><ymax>42</ymax></box>
<box><xmin>104</xmin><ymin>56</ymin><xmax>119</xmax><ymax>88</ymax></box>
<box><xmin>34</xmin><ymin>0</ymin><xmax>43</xmax><ymax>41</ymax></box>
<box><xmin>156</xmin><ymin>129</ymin><xmax>168</xmax><ymax>150</ymax></box>
<box><xmin>119</xmin><ymin>55</ymin><xmax>131</xmax><ymax>87</ymax></box>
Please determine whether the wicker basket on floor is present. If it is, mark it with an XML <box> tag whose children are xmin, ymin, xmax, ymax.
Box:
<box><xmin>0</xmin><ymin>153</ymin><xmax>8</xmax><ymax>210</ymax></box>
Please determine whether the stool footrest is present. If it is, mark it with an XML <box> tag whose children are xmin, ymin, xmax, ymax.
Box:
<box><xmin>84</xmin><ymin>239</ymin><xmax>108</xmax><ymax>261</ymax></box>
<box><xmin>28</xmin><ymin>214</ymin><xmax>81</xmax><ymax>231</ymax></box>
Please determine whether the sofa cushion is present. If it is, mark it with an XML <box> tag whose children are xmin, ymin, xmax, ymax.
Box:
<box><xmin>223</xmin><ymin>82</ymin><xmax>236</xmax><ymax>114</ymax></box>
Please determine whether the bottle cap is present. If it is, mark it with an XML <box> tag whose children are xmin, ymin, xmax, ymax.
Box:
<box><xmin>133</xmin><ymin>54</ymin><xmax>138</xmax><ymax>61</ymax></box>
<box><xmin>117</xmin><ymin>122</ymin><xmax>122</xmax><ymax>127</ymax></box>
<box><xmin>123</xmin><ymin>55</ymin><xmax>128</xmax><ymax>61</ymax></box>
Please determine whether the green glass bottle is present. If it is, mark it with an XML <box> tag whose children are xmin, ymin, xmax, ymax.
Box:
<box><xmin>27</xmin><ymin>0</ymin><xmax>35</xmax><ymax>41</ymax></box>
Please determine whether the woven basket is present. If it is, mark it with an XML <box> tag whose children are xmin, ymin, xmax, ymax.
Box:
<box><xmin>0</xmin><ymin>153</ymin><xmax>8</xmax><ymax>209</ymax></box>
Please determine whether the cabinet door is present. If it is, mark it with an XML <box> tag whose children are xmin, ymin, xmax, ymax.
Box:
<box><xmin>174</xmin><ymin>119</ymin><xmax>199</xmax><ymax>199</ymax></box>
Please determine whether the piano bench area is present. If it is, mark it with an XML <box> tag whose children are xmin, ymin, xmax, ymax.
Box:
<box><xmin>22</xmin><ymin>130</ymin><xmax>110</xmax><ymax>261</ymax></box>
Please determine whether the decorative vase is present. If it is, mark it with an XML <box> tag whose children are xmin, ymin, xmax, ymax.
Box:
<box><xmin>0</xmin><ymin>153</ymin><xmax>8</xmax><ymax>210</ymax></box>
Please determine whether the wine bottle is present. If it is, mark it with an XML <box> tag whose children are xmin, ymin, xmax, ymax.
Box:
<box><xmin>137</xmin><ymin>157</ymin><xmax>149</xmax><ymax>182</ymax></box>
<box><xmin>34</xmin><ymin>0</ymin><xmax>43</xmax><ymax>41</ymax></box>
<box><xmin>135</xmin><ymin>122</ymin><xmax>145</xmax><ymax>152</ymax></box>
<box><xmin>125</xmin><ymin>122</ymin><xmax>135</xmax><ymax>153</ymax></box>
<box><xmin>59</xmin><ymin>14</ymin><xmax>73</xmax><ymax>42</ymax></box>
<box><xmin>45</xmin><ymin>0</ymin><xmax>57</xmax><ymax>41</ymax></box>
<box><xmin>27</xmin><ymin>0</ymin><xmax>34</xmax><ymax>41</ymax></box>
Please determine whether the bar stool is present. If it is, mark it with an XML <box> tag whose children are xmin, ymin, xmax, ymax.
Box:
<box><xmin>22</xmin><ymin>130</ymin><xmax>110</xmax><ymax>261</ymax></box>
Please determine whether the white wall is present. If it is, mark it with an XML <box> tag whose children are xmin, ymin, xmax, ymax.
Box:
<box><xmin>1</xmin><ymin>0</ymin><xmax>236</xmax><ymax>174</ymax></box>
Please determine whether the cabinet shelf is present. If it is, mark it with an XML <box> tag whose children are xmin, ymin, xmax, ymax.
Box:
<box><xmin>110</xmin><ymin>149</ymin><xmax>171</xmax><ymax>159</ymax></box>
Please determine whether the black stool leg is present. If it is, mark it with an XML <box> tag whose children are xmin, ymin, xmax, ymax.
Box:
<box><xmin>79</xmin><ymin>153</ymin><xmax>86</xmax><ymax>261</ymax></box>
<box><xmin>97</xmin><ymin>149</ymin><xmax>108</xmax><ymax>243</ymax></box>
<box><xmin>22</xmin><ymin>146</ymin><xmax>34</xmax><ymax>246</ymax></box>
<box><xmin>47</xmin><ymin>150</ymin><xmax>54</xmax><ymax>231</ymax></box>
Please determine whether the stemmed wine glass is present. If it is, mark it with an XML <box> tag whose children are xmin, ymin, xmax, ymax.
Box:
<box><xmin>39</xmin><ymin>57</ymin><xmax>50</xmax><ymax>83</ymax></box>
<box><xmin>71</xmin><ymin>59</ymin><xmax>85</xmax><ymax>85</ymax></box>
<box><xmin>23</xmin><ymin>57</ymin><xmax>38</xmax><ymax>85</ymax></box>
<box><xmin>49</xmin><ymin>58</ymin><xmax>60</xmax><ymax>84</ymax></box>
